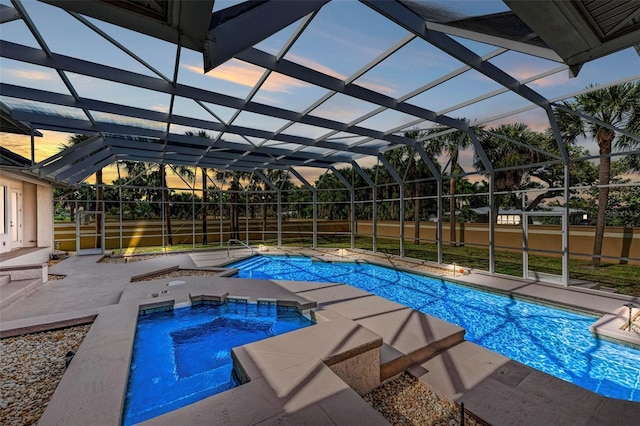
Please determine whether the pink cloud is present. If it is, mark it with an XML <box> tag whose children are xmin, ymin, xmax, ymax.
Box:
<box><xmin>151</xmin><ymin>104</ymin><xmax>170</xmax><ymax>113</ymax></box>
<box><xmin>355</xmin><ymin>77</ymin><xmax>399</xmax><ymax>96</ymax></box>
<box><xmin>482</xmin><ymin>110</ymin><xmax>550</xmax><ymax>132</ymax></box>
<box><xmin>5</xmin><ymin>68</ymin><xmax>54</xmax><ymax>81</ymax></box>
<box><xmin>184</xmin><ymin>60</ymin><xmax>310</xmax><ymax>93</ymax></box>
<box><xmin>310</xmin><ymin>104</ymin><xmax>374</xmax><ymax>123</ymax></box>
<box><xmin>286</xmin><ymin>53</ymin><xmax>346</xmax><ymax>80</ymax></box>
<box><xmin>508</xmin><ymin>67</ymin><xmax>567</xmax><ymax>88</ymax></box>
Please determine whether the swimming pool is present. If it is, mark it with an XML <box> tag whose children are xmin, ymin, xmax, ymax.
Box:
<box><xmin>230</xmin><ymin>255</ymin><xmax>640</xmax><ymax>402</ymax></box>
<box><xmin>123</xmin><ymin>301</ymin><xmax>313</xmax><ymax>425</ymax></box>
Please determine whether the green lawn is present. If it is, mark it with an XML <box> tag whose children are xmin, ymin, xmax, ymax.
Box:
<box><xmin>308</xmin><ymin>236</ymin><xmax>640</xmax><ymax>296</ymax></box>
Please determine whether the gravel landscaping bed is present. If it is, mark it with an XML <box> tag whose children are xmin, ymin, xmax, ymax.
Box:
<box><xmin>99</xmin><ymin>254</ymin><xmax>167</xmax><ymax>263</ymax></box>
<box><xmin>47</xmin><ymin>274</ymin><xmax>65</xmax><ymax>281</ymax></box>
<box><xmin>0</xmin><ymin>324</ymin><xmax>486</xmax><ymax>426</ymax></box>
<box><xmin>0</xmin><ymin>325</ymin><xmax>91</xmax><ymax>426</ymax></box>
<box><xmin>364</xmin><ymin>373</ymin><xmax>486</xmax><ymax>426</ymax></box>
<box><xmin>136</xmin><ymin>269</ymin><xmax>227</xmax><ymax>282</ymax></box>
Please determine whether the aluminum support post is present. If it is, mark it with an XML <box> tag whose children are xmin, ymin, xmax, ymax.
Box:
<box><xmin>219</xmin><ymin>189</ymin><xmax>223</xmax><ymax>247</ymax></box>
<box><xmin>277</xmin><ymin>190</ymin><xmax>282</xmax><ymax>247</ymax></box>
<box><xmin>400</xmin><ymin>183</ymin><xmax>405</xmax><ymax>258</ymax></box>
<box><xmin>562</xmin><ymin>164</ymin><xmax>570</xmax><ymax>287</ymax></box>
<box><xmin>30</xmin><ymin>127</ymin><xmax>35</xmax><ymax>165</ymax></box>
<box><xmin>245</xmin><ymin>191</ymin><xmax>250</xmax><ymax>245</ymax></box>
<box><xmin>489</xmin><ymin>175</ymin><xmax>495</xmax><ymax>274</ymax></box>
<box><xmin>192</xmin><ymin>181</ymin><xmax>196</xmax><ymax>250</ymax></box>
<box><xmin>372</xmin><ymin>185</ymin><xmax>377</xmax><ymax>253</ymax></box>
<box><xmin>522</xmin><ymin>194</ymin><xmax>529</xmax><ymax>280</ymax></box>
<box><xmin>313</xmin><ymin>189</ymin><xmax>318</xmax><ymax>248</ymax></box>
<box><xmin>437</xmin><ymin>179</ymin><xmax>443</xmax><ymax>264</ymax></box>
<box><xmin>350</xmin><ymin>187</ymin><xmax>355</xmax><ymax>249</ymax></box>
<box><xmin>161</xmin><ymin>168</ymin><xmax>166</xmax><ymax>252</ymax></box>
<box><xmin>118</xmin><ymin>163</ymin><xmax>123</xmax><ymax>254</ymax></box>
<box><xmin>378</xmin><ymin>155</ymin><xmax>404</xmax><ymax>257</ymax></box>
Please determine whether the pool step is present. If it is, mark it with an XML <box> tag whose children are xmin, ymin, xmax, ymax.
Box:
<box><xmin>234</xmin><ymin>255</ymin><xmax>268</xmax><ymax>271</ymax></box>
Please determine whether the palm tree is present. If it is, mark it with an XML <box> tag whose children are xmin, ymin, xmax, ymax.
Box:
<box><xmin>474</xmin><ymin>123</ymin><xmax>541</xmax><ymax>224</ymax></box>
<box><xmin>214</xmin><ymin>170</ymin><xmax>252</xmax><ymax>241</ymax></box>
<box><xmin>403</xmin><ymin>132</ymin><xmax>423</xmax><ymax>244</ymax></box>
<box><xmin>185</xmin><ymin>131</ymin><xmax>213</xmax><ymax>245</ymax></box>
<box><xmin>383</xmin><ymin>145</ymin><xmax>410</xmax><ymax>221</ymax></box>
<box><xmin>160</xmin><ymin>163</ymin><xmax>194</xmax><ymax>245</ymax></box>
<box><xmin>259</xmin><ymin>169</ymin><xmax>291</xmax><ymax>241</ymax></box>
<box><xmin>424</xmin><ymin>123</ymin><xmax>475</xmax><ymax>246</ymax></box>
<box><xmin>59</xmin><ymin>134</ymin><xmax>104</xmax><ymax>249</ymax></box>
<box><xmin>201</xmin><ymin>167</ymin><xmax>209</xmax><ymax>244</ymax></box>
<box><xmin>120</xmin><ymin>161</ymin><xmax>154</xmax><ymax>219</ymax></box>
<box><xmin>555</xmin><ymin>82</ymin><xmax>640</xmax><ymax>266</ymax></box>
<box><xmin>121</xmin><ymin>159</ymin><xmax>194</xmax><ymax>246</ymax></box>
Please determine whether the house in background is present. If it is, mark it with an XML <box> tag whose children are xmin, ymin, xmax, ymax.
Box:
<box><xmin>469</xmin><ymin>207</ymin><xmax>587</xmax><ymax>225</ymax></box>
<box><xmin>0</xmin><ymin>146</ymin><xmax>54</xmax><ymax>267</ymax></box>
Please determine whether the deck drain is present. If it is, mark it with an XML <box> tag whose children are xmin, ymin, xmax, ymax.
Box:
<box><xmin>483</xmin><ymin>361</ymin><xmax>509</xmax><ymax>375</ymax></box>
<box><xmin>496</xmin><ymin>366</ymin><xmax>510</xmax><ymax>375</ymax></box>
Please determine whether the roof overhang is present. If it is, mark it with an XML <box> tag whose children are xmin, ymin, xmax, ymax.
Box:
<box><xmin>0</xmin><ymin>102</ymin><xmax>42</xmax><ymax>136</ymax></box>
<box><xmin>41</xmin><ymin>0</ymin><xmax>215</xmax><ymax>51</ymax></box>
<box><xmin>505</xmin><ymin>0</ymin><xmax>640</xmax><ymax>76</ymax></box>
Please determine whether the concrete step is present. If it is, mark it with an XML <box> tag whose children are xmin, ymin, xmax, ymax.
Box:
<box><xmin>0</xmin><ymin>274</ymin><xmax>10</xmax><ymax>286</ymax></box>
<box><xmin>354</xmin><ymin>308</ymin><xmax>466</xmax><ymax>381</ymax></box>
<box><xmin>0</xmin><ymin>278</ymin><xmax>43</xmax><ymax>309</ymax></box>
<box><xmin>0</xmin><ymin>263</ymin><xmax>48</xmax><ymax>282</ymax></box>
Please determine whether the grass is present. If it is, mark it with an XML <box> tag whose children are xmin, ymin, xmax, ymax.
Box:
<box><xmin>104</xmin><ymin>236</ymin><xmax>640</xmax><ymax>296</ymax></box>
<box><xmin>308</xmin><ymin>236</ymin><xmax>640</xmax><ymax>296</ymax></box>
<box><xmin>110</xmin><ymin>243</ymin><xmax>228</xmax><ymax>256</ymax></box>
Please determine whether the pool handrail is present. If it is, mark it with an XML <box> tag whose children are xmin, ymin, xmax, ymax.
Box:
<box><xmin>227</xmin><ymin>239</ymin><xmax>255</xmax><ymax>258</ymax></box>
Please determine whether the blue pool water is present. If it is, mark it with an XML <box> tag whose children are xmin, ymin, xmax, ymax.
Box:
<box><xmin>123</xmin><ymin>302</ymin><xmax>313</xmax><ymax>425</ymax></box>
<box><xmin>230</xmin><ymin>255</ymin><xmax>640</xmax><ymax>401</ymax></box>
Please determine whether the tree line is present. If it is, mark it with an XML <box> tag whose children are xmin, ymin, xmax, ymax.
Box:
<box><xmin>54</xmin><ymin>83</ymin><xmax>639</xmax><ymax>266</ymax></box>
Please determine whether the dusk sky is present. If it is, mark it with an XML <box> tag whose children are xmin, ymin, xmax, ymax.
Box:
<box><xmin>1</xmin><ymin>0</ymin><xmax>639</xmax><ymax>188</ymax></box>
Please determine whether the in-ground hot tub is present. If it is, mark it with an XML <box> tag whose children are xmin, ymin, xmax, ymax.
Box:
<box><xmin>123</xmin><ymin>301</ymin><xmax>313</xmax><ymax>425</ymax></box>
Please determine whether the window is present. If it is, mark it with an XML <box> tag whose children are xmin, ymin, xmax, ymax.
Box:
<box><xmin>497</xmin><ymin>214</ymin><xmax>521</xmax><ymax>225</ymax></box>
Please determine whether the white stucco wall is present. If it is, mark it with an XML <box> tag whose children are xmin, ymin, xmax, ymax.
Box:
<box><xmin>0</xmin><ymin>170</ymin><xmax>53</xmax><ymax>256</ymax></box>
<box><xmin>37</xmin><ymin>183</ymin><xmax>54</xmax><ymax>249</ymax></box>
<box><xmin>23</xmin><ymin>182</ymin><xmax>37</xmax><ymax>247</ymax></box>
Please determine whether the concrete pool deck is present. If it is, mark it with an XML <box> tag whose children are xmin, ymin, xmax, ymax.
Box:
<box><xmin>1</xmin><ymin>247</ymin><xmax>640</xmax><ymax>425</ymax></box>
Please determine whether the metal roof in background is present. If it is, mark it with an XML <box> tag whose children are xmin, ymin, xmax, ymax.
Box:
<box><xmin>0</xmin><ymin>0</ymin><xmax>639</xmax><ymax>185</ymax></box>
<box><xmin>0</xmin><ymin>144</ymin><xmax>31</xmax><ymax>166</ymax></box>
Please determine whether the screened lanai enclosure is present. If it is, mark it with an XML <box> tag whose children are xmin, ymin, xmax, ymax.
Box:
<box><xmin>1</xmin><ymin>0</ymin><xmax>640</xmax><ymax>289</ymax></box>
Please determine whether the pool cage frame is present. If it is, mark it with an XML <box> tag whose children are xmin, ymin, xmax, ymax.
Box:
<box><xmin>3</xmin><ymin>0</ymin><xmax>640</xmax><ymax>288</ymax></box>
<box><xmin>52</xmin><ymin>136</ymin><xmax>640</xmax><ymax>289</ymax></box>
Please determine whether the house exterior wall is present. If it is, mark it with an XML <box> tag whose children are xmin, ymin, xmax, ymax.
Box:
<box><xmin>37</xmin><ymin>184</ymin><xmax>54</xmax><ymax>249</ymax></box>
<box><xmin>23</xmin><ymin>182</ymin><xmax>37</xmax><ymax>247</ymax></box>
<box><xmin>0</xmin><ymin>170</ymin><xmax>53</xmax><ymax>257</ymax></box>
<box><xmin>0</xmin><ymin>174</ymin><xmax>22</xmax><ymax>254</ymax></box>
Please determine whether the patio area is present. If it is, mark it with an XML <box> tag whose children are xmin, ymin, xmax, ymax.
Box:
<box><xmin>2</xmin><ymin>247</ymin><xmax>640</xmax><ymax>425</ymax></box>
<box><xmin>2</xmin><ymin>1</ymin><xmax>640</xmax><ymax>424</ymax></box>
